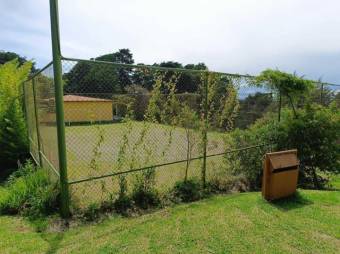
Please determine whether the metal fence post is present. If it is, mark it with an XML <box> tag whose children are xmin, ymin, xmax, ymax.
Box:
<box><xmin>32</xmin><ymin>78</ymin><xmax>43</xmax><ymax>166</ymax></box>
<box><xmin>49</xmin><ymin>0</ymin><xmax>70</xmax><ymax>218</ymax></box>
<box><xmin>278</xmin><ymin>90</ymin><xmax>282</xmax><ymax>122</ymax></box>
<box><xmin>201</xmin><ymin>72</ymin><xmax>208</xmax><ymax>188</ymax></box>
<box><xmin>320</xmin><ymin>83</ymin><xmax>324</xmax><ymax>105</ymax></box>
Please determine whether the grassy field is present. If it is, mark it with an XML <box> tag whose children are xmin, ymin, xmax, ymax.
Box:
<box><xmin>1</xmin><ymin>190</ymin><xmax>339</xmax><ymax>254</ymax></box>
<box><xmin>64</xmin><ymin>122</ymin><xmax>226</xmax><ymax>180</ymax></box>
<box><xmin>62</xmin><ymin>122</ymin><xmax>230</xmax><ymax>206</ymax></box>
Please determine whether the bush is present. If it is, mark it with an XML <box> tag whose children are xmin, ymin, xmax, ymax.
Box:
<box><xmin>0</xmin><ymin>59</ymin><xmax>32</xmax><ymax>177</ymax></box>
<box><xmin>82</xmin><ymin>203</ymin><xmax>101</xmax><ymax>221</ymax></box>
<box><xmin>113</xmin><ymin>195</ymin><xmax>133</xmax><ymax>214</ymax></box>
<box><xmin>173</xmin><ymin>179</ymin><xmax>203</xmax><ymax>202</ymax></box>
<box><xmin>228</xmin><ymin>104</ymin><xmax>340</xmax><ymax>189</ymax></box>
<box><xmin>131</xmin><ymin>188</ymin><xmax>160</xmax><ymax>210</ymax></box>
<box><xmin>208</xmin><ymin>174</ymin><xmax>250</xmax><ymax>193</ymax></box>
<box><xmin>131</xmin><ymin>168</ymin><xmax>160</xmax><ymax>209</ymax></box>
<box><xmin>0</xmin><ymin>161</ymin><xmax>59</xmax><ymax>217</ymax></box>
<box><xmin>226</xmin><ymin>114</ymin><xmax>278</xmax><ymax>190</ymax></box>
<box><xmin>276</xmin><ymin>104</ymin><xmax>340</xmax><ymax>188</ymax></box>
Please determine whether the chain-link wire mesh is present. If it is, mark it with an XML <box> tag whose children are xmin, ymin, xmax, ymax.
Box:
<box><xmin>24</xmin><ymin>79</ymin><xmax>39</xmax><ymax>163</ymax></box>
<box><xmin>24</xmin><ymin>57</ymin><xmax>340</xmax><ymax>209</ymax></box>
<box><xmin>24</xmin><ymin>63</ymin><xmax>60</xmax><ymax>179</ymax></box>
<box><xmin>59</xmin><ymin>59</ymin><xmax>280</xmax><ymax>207</ymax></box>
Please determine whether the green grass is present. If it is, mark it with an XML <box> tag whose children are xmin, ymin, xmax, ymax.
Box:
<box><xmin>59</xmin><ymin>122</ymin><xmax>227</xmax><ymax>207</ymax></box>
<box><xmin>64</xmin><ymin>122</ymin><xmax>226</xmax><ymax>180</ymax></box>
<box><xmin>329</xmin><ymin>174</ymin><xmax>340</xmax><ymax>189</ymax></box>
<box><xmin>1</xmin><ymin>190</ymin><xmax>339</xmax><ymax>253</ymax></box>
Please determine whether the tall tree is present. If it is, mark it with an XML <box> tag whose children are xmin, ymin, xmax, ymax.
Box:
<box><xmin>95</xmin><ymin>49</ymin><xmax>134</xmax><ymax>91</ymax></box>
<box><xmin>64</xmin><ymin>49</ymin><xmax>134</xmax><ymax>95</ymax></box>
<box><xmin>151</xmin><ymin>61</ymin><xmax>207</xmax><ymax>93</ymax></box>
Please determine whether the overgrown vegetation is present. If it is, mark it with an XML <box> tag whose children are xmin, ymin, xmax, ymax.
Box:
<box><xmin>0</xmin><ymin>161</ymin><xmax>59</xmax><ymax>217</ymax></box>
<box><xmin>172</xmin><ymin>179</ymin><xmax>203</xmax><ymax>202</ymax></box>
<box><xmin>226</xmin><ymin>104</ymin><xmax>340</xmax><ymax>190</ymax></box>
<box><xmin>0</xmin><ymin>59</ymin><xmax>32</xmax><ymax>178</ymax></box>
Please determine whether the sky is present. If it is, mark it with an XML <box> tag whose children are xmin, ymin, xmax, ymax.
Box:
<box><xmin>1</xmin><ymin>0</ymin><xmax>340</xmax><ymax>84</ymax></box>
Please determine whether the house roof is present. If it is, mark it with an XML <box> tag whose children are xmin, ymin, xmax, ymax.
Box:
<box><xmin>63</xmin><ymin>95</ymin><xmax>112</xmax><ymax>102</ymax></box>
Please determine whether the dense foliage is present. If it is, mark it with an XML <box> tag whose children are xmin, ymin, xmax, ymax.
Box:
<box><xmin>227</xmin><ymin>104</ymin><xmax>340</xmax><ymax>189</ymax></box>
<box><xmin>276</xmin><ymin>104</ymin><xmax>340</xmax><ymax>188</ymax></box>
<box><xmin>63</xmin><ymin>49</ymin><xmax>208</xmax><ymax>94</ymax></box>
<box><xmin>0</xmin><ymin>59</ymin><xmax>32</xmax><ymax>178</ymax></box>
<box><xmin>0</xmin><ymin>50</ymin><xmax>37</xmax><ymax>72</ymax></box>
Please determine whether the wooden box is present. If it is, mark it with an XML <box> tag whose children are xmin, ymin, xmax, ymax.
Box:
<box><xmin>262</xmin><ymin>149</ymin><xmax>299</xmax><ymax>201</ymax></box>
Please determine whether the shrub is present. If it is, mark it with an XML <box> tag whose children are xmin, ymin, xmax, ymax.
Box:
<box><xmin>82</xmin><ymin>203</ymin><xmax>101</xmax><ymax>221</ymax></box>
<box><xmin>0</xmin><ymin>59</ymin><xmax>32</xmax><ymax>176</ymax></box>
<box><xmin>131</xmin><ymin>169</ymin><xmax>160</xmax><ymax>210</ymax></box>
<box><xmin>113</xmin><ymin>195</ymin><xmax>133</xmax><ymax>214</ymax></box>
<box><xmin>276</xmin><ymin>104</ymin><xmax>340</xmax><ymax>188</ymax></box>
<box><xmin>228</xmin><ymin>104</ymin><xmax>340</xmax><ymax>189</ymax></box>
<box><xmin>0</xmin><ymin>161</ymin><xmax>59</xmax><ymax>217</ymax></box>
<box><xmin>173</xmin><ymin>179</ymin><xmax>203</xmax><ymax>202</ymax></box>
<box><xmin>208</xmin><ymin>173</ymin><xmax>250</xmax><ymax>193</ymax></box>
<box><xmin>226</xmin><ymin>114</ymin><xmax>278</xmax><ymax>190</ymax></box>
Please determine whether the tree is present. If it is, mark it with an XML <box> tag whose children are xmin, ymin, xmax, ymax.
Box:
<box><xmin>0</xmin><ymin>51</ymin><xmax>37</xmax><ymax>72</ymax></box>
<box><xmin>64</xmin><ymin>49</ymin><xmax>134</xmax><ymax>94</ymax></box>
<box><xmin>205</xmin><ymin>73</ymin><xmax>240</xmax><ymax>131</ymax></box>
<box><xmin>151</xmin><ymin>61</ymin><xmax>207</xmax><ymax>93</ymax></box>
<box><xmin>236</xmin><ymin>92</ymin><xmax>273</xmax><ymax>129</ymax></box>
<box><xmin>176</xmin><ymin>105</ymin><xmax>200</xmax><ymax>181</ymax></box>
<box><xmin>0</xmin><ymin>59</ymin><xmax>32</xmax><ymax>178</ymax></box>
<box><xmin>335</xmin><ymin>91</ymin><xmax>340</xmax><ymax>107</ymax></box>
<box><xmin>255</xmin><ymin>69</ymin><xmax>314</xmax><ymax>118</ymax></box>
<box><xmin>95</xmin><ymin>49</ymin><xmax>134</xmax><ymax>91</ymax></box>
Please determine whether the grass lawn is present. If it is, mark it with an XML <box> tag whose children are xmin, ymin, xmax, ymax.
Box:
<box><xmin>61</xmin><ymin>122</ymin><xmax>229</xmax><ymax>207</ymax></box>
<box><xmin>64</xmin><ymin>122</ymin><xmax>226</xmax><ymax>180</ymax></box>
<box><xmin>329</xmin><ymin>174</ymin><xmax>340</xmax><ymax>190</ymax></box>
<box><xmin>1</xmin><ymin>190</ymin><xmax>339</xmax><ymax>253</ymax></box>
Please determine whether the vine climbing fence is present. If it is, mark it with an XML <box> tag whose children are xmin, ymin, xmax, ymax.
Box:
<box><xmin>23</xmin><ymin>57</ymin><xmax>340</xmax><ymax>211</ymax></box>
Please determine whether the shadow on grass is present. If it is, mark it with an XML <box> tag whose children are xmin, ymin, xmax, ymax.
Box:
<box><xmin>42</xmin><ymin>232</ymin><xmax>65</xmax><ymax>254</ymax></box>
<box><xmin>268</xmin><ymin>191</ymin><xmax>313</xmax><ymax>211</ymax></box>
<box><xmin>28</xmin><ymin>217</ymin><xmax>68</xmax><ymax>254</ymax></box>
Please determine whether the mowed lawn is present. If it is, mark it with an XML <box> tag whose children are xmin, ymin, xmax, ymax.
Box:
<box><xmin>1</xmin><ymin>190</ymin><xmax>339</xmax><ymax>254</ymax></box>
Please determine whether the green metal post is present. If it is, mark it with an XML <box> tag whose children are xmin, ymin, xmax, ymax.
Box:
<box><xmin>49</xmin><ymin>0</ymin><xmax>70</xmax><ymax>218</ymax></box>
<box><xmin>320</xmin><ymin>83</ymin><xmax>324</xmax><ymax>105</ymax></box>
<box><xmin>32</xmin><ymin>78</ymin><xmax>43</xmax><ymax>167</ymax></box>
<box><xmin>201</xmin><ymin>72</ymin><xmax>208</xmax><ymax>188</ymax></box>
<box><xmin>278</xmin><ymin>91</ymin><xmax>282</xmax><ymax>122</ymax></box>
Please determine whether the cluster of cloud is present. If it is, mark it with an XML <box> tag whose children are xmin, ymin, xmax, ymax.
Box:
<box><xmin>1</xmin><ymin>0</ymin><xmax>340</xmax><ymax>83</ymax></box>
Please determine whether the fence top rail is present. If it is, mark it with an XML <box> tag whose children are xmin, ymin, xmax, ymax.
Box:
<box><xmin>26</xmin><ymin>61</ymin><xmax>53</xmax><ymax>82</ymax></box>
<box><xmin>24</xmin><ymin>57</ymin><xmax>340</xmax><ymax>88</ymax></box>
<box><xmin>61</xmin><ymin>56</ymin><xmax>255</xmax><ymax>79</ymax></box>
<box><xmin>62</xmin><ymin>56</ymin><xmax>340</xmax><ymax>87</ymax></box>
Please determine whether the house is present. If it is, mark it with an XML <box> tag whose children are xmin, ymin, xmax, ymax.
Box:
<box><xmin>63</xmin><ymin>95</ymin><xmax>113</xmax><ymax>123</ymax></box>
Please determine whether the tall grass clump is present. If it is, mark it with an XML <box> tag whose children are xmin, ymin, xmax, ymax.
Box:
<box><xmin>0</xmin><ymin>161</ymin><xmax>59</xmax><ymax>217</ymax></box>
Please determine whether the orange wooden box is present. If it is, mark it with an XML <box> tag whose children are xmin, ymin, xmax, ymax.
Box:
<box><xmin>262</xmin><ymin>149</ymin><xmax>299</xmax><ymax>201</ymax></box>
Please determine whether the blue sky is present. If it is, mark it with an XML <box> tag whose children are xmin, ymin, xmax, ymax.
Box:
<box><xmin>1</xmin><ymin>0</ymin><xmax>340</xmax><ymax>84</ymax></box>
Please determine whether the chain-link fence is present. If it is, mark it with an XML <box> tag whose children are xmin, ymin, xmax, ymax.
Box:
<box><xmin>23</xmin><ymin>57</ymin><xmax>339</xmax><ymax>209</ymax></box>
<box><xmin>24</xmin><ymin>62</ymin><xmax>60</xmax><ymax>181</ymax></box>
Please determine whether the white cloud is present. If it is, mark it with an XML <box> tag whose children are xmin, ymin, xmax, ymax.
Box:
<box><xmin>1</xmin><ymin>0</ymin><xmax>340</xmax><ymax>83</ymax></box>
